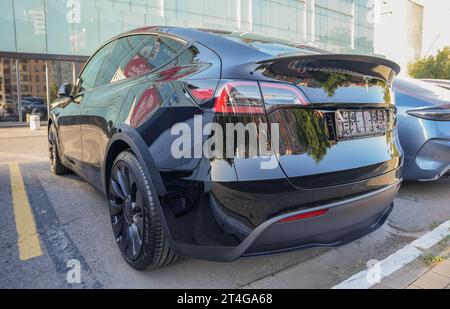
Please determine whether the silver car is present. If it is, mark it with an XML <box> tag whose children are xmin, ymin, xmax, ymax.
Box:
<box><xmin>394</xmin><ymin>77</ymin><xmax>450</xmax><ymax>181</ymax></box>
<box><xmin>421</xmin><ymin>79</ymin><xmax>450</xmax><ymax>91</ymax></box>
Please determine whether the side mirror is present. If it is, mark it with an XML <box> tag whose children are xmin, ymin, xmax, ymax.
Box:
<box><xmin>57</xmin><ymin>83</ymin><xmax>72</xmax><ymax>98</ymax></box>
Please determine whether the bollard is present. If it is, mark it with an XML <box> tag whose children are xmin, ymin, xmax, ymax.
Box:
<box><xmin>30</xmin><ymin>114</ymin><xmax>41</xmax><ymax>130</ymax></box>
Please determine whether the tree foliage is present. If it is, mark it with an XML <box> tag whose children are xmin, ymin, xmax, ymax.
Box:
<box><xmin>49</xmin><ymin>83</ymin><xmax>59</xmax><ymax>103</ymax></box>
<box><xmin>408</xmin><ymin>47</ymin><xmax>450</xmax><ymax>79</ymax></box>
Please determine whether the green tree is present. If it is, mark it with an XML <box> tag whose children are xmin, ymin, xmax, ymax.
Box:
<box><xmin>49</xmin><ymin>83</ymin><xmax>59</xmax><ymax>103</ymax></box>
<box><xmin>408</xmin><ymin>47</ymin><xmax>450</xmax><ymax>79</ymax></box>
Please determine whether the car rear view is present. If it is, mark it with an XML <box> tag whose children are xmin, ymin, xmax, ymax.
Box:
<box><xmin>157</xmin><ymin>29</ymin><xmax>403</xmax><ymax>261</ymax></box>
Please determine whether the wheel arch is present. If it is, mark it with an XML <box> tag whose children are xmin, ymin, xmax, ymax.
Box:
<box><xmin>47</xmin><ymin>116</ymin><xmax>62</xmax><ymax>157</ymax></box>
<box><xmin>103</xmin><ymin>125</ymin><xmax>167</xmax><ymax>197</ymax></box>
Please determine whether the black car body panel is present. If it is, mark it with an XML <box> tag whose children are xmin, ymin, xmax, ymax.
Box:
<box><xmin>50</xmin><ymin>27</ymin><xmax>402</xmax><ymax>262</ymax></box>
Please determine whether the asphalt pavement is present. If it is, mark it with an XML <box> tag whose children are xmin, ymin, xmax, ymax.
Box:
<box><xmin>1</xmin><ymin>126</ymin><xmax>449</xmax><ymax>288</ymax></box>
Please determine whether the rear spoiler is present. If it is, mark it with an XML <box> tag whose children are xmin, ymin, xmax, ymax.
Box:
<box><xmin>257</xmin><ymin>54</ymin><xmax>401</xmax><ymax>83</ymax></box>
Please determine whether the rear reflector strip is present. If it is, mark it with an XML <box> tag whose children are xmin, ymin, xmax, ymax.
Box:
<box><xmin>277</xmin><ymin>208</ymin><xmax>329</xmax><ymax>223</ymax></box>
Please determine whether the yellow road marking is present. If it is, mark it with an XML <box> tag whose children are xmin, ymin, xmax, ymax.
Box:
<box><xmin>9</xmin><ymin>163</ymin><xmax>43</xmax><ymax>260</ymax></box>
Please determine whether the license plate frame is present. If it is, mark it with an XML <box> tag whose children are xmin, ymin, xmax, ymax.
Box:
<box><xmin>335</xmin><ymin>109</ymin><xmax>390</xmax><ymax>140</ymax></box>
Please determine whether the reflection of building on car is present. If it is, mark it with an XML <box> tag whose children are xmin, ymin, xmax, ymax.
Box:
<box><xmin>49</xmin><ymin>27</ymin><xmax>402</xmax><ymax>271</ymax></box>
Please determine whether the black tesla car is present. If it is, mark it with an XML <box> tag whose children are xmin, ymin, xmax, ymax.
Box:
<box><xmin>49</xmin><ymin>27</ymin><xmax>402</xmax><ymax>270</ymax></box>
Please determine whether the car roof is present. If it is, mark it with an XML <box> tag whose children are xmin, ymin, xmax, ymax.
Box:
<box><xmin>122</xmin><ymin>26</ymin><xmax>326</xmax><ymax>55</ymax></box>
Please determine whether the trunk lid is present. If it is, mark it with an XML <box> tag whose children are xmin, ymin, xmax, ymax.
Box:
<box><xmin>256</xmin><ymin>54</ymin><xmax>402</xmax><ymax>189</ymax></box>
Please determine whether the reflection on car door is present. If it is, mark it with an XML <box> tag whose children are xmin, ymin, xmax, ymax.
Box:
<box><xmin>55</xmin><ymin>95</ymin><xmax>84</xmax><ymax>173</ymax></box>
<box><xmin>79</xmin><ymin>34</ymin><xmax>185</xmax><ymax>191</ymax></box>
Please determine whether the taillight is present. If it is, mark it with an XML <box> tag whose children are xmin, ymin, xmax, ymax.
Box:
<box><xmin>185</xmin><ymin>80</ymin><xmax>309</xmax><ymax>115</ymax></box>
<box><xmin>260</xmin><ymin>82</ymin><xmax>308</xmax><ymax>112</ymax></box>
<box><xmin>277</xmin><ymin>208</ymin><xmax>329</xmax><ymax>223</ymax></box>
<box><xmin>214</xmin><ymin>81</ymin><xmax>265</xmax><ymax>115</ymax></box>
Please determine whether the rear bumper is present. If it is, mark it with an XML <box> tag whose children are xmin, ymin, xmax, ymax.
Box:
<box><xmin>403</xmin><ymin>139</ymin><xmax>450</xmax><ymax>181</ymax></box>
<box><xmin>170</xmin><ymin>181</ymin><xmax>401</xmax><ymax>262</ymax></box>
<box><xmin>398</xmin><ymin>114</ymin><xmax>450</xmax><ymax>181</ymax></box>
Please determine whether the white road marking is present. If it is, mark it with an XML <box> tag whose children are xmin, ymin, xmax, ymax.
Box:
<box><xmin>332</xmin><ymin>220</ymin><xmax>450</xmax><ymax>289</ymax></box>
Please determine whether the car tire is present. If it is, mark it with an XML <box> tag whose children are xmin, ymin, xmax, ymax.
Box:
<box><xmin>48</xmin><ymin>123</ymin><xmax>70</xmax><ymax>176</ymax></box>
<box><xmin>108</xmin><ymin>151</ymin><xmax>181</xmax><ymax>270</ymax></box>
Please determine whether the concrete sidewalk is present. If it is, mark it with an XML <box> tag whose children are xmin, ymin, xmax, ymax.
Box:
<box><xmin>408</xmin><ymin>258</ymin><xmax>450</xmax><ymax>289</ymax></box>
<box><xmin>374</xmin><ymin>242</ymin><xmax>450</xmax><ymax>289</ymax></box>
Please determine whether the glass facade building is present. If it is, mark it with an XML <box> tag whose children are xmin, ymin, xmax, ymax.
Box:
<box><xmin>0</xmin><ymin>0</ymin><xmax>375</xmax><ymax>122</ymax></box>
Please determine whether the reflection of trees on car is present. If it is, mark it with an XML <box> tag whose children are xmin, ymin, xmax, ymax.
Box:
<box><xmin>50</xmin><ymin>83</ymin><xmax>59</xmax><ymax>102</ymax></box>
<box><xmin>313</xmin><ymin>72</ymin><xmax>392</xmax><ymax>103</ymax></box>
<box><xmin>292</xmin><ymin>110</ymin><xmax>333</xmax><ymax>163</ymax></box>
<box><xmin>272</xmin><ymin>109</ymin><xmax>333</xmax><ymax>163</ymax></box>
<box><xmin>316</xmin><ymin>72</ymin><xmax>352</xmax><ymax>97</ymax></box>
<box><xmin>258</xmin><ymin>63</ymin><xmax>392</xmax><ymax>104</ymax></box>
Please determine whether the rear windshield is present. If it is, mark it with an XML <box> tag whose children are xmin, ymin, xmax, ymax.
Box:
<box><xmin>205</xmin><ymin>31</ymin><xmax>324</xmax><ymax>57</ymax></box>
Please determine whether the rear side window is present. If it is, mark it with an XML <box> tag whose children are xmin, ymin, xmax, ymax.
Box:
<box><xmin>95</xmin><ymin>34</ymin><xmax>186</xmax><ymax>86</ymax></box>
<box><xmin>78</xmin><ymin>41</ymin><xmax>113</xmax><ymax>92</ymax></box>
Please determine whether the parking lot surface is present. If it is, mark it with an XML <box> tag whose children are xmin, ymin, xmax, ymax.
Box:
<box><xmin>1</xmin><ymin>126</ymin><xmax>449</xmax><ymax>288</ymax></box>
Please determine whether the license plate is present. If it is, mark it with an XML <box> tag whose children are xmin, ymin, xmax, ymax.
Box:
<box><xmin>335</xmin><ymin>109</ymin><xmax>390</xmax><ymax>140</ymax></box>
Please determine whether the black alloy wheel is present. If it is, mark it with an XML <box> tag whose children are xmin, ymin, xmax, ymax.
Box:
<box><xmin>48</xmin><ymin>124</ymin><xmax>69</xmax><ymax>175</ymax></box>
<box><xmin>109</xmin><ymin>160</ymin><xmax>144</xmax><ymax>261</ymax></box>
<box><xmin>108</xmin><ymin>151</ymin><xmax>180</xmax><ymax>270</ymax></box>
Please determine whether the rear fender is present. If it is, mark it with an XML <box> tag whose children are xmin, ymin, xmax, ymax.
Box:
<box><xmin>103</xmin><ymin>124</ymin><xmax>166</xmax><ymax>196</ymax></box>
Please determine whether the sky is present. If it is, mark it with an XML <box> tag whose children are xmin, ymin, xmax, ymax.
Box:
<box><xmin>421</xmin><ymin>0</ymin><xmax>450</xmax><ymax>56</ymax></box>
<box><xmin>374</xmin><ymin>0</ymin><xmax>450</xmax><ymax>75</ymax></box>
